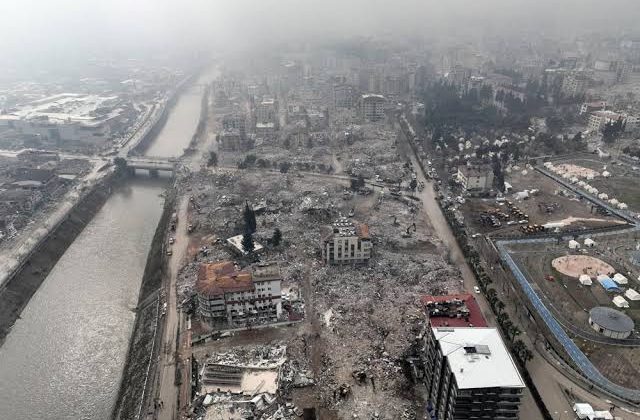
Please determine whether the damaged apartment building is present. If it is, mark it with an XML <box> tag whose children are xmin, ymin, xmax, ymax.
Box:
<box><xmin>219</xmin><ymin>112</ymin><xmax>252</xmax><ymax>151</ymax></box>
<box><xmin>321</xmin><ymin>217</ymin><xmax>372</xmax><ymax>265</ymax></box>
<box><xmin>196</xmin><ymin>261</ymin><xmax>283</xmax><ymax>328</ymax></box>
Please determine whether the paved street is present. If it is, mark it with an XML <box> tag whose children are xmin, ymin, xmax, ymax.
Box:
<box><xmin>155</xmin><ymin>196</ymin><xmax>189</xmax><ymax>420</ymax></box>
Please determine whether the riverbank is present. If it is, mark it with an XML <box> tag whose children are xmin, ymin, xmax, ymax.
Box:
<box><xmin>0</xmin><ymin>172</ymin><xmax>116</xmax><ymax>345</ymax></box>
<box><xmin>112</xmin><ymin>185</ymin><xmax>176</xmax><ymax>420</ymax></box>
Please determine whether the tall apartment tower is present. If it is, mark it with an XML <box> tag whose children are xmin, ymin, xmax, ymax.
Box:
<box><xmin>422</xmin><ymin>327</ymin><xmax>525</xmax><ymax>420</ymax></box>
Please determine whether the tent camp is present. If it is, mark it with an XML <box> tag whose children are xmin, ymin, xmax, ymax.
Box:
<box><xmin>584</xmin><ymin>238</ymin><xmax>595</xmax><ymax>247</ymax></box>
<box><xmin>613</xmin><ymin>295</ymin><xmax>630</xmax><ymax>308</ymax></box>
<box><xmin>625</xmin><ymin>288</ymin><xmax>640</xmax><ymax>301</ymax></box>
<box><xmin>613</xmin><ymin>273</ymin><xmax>628</xmax><ymax>285</ymax></box>
<box><xmin>579</xmin><ymin>275</ymin><xmax>593</xmax><ymax>286</ymax></box>
<box><xmin>597</xmin><ymin>276</ymin><xmax>621</xmax><ymax>292</ymax></box>
<box><xmin>569</xmin><ymin>240</ymin><xmax>580</xmax><ymax>250</ymax></box>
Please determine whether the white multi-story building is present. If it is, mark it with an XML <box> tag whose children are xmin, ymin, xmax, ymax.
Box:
<box><xmin>256</xmin><ymin>96</ymin><xmax>279</xmax><ymax>128</ymax></box>
<box><xmin>196</xmin><ymin>261</ymin><xmax>282</xmax><ymax>327</ymax></box>
<box><xmin>457</xmin><ymin>165</ymin><xmax>494</xmax><ymax>192</ymax></box>
<box><xmin>359</xmin><ymin>94</ymin><xmax>385</xmax><ymax>122</ymax></box>
<box><xmin>322</xmin><ymin>217</ymin><xmax>372</xmax><ymax>265</ymax></box>
<box><xmin>421</xmin><ymin>327</ymin><xmax>525</xmax><ymax>420</ymax></box>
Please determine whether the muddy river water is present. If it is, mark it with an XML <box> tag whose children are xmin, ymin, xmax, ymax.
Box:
<box><xmin>0</xmin><ymin>69</ymin><xmax>213</xmax><ymax>420</ymax></box>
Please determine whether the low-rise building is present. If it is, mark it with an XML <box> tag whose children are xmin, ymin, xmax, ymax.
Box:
<box><xmin>580</xmin><ymin>101</ymin><xmax>607</xmax><ymax>115</ymax></box>
<box><xmin>457</xmin><ymin>165</ymin><xmax>494</xmax><ymax>192</ymax></box>
<box><xmin>322</xmin><ymin>217</ymin><xmax>372</xmax><ymax>265</ymax></box>
<box><xmin>196</xmin><ymin>261</ymin><xmax>282</xmax><ymax>327</ymax></box>
<box><xmin>359</xmin><ymin>94</ymin><xmax>385</xmax><ymax>122</ymax></box>
<box><xmin>421</xmin><ymin>327</ymin><xmax>525</xmax><ymax>420</ymax></box>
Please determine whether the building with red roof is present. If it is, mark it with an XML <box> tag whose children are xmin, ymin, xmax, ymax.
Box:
<box><xmin>196</xmin><ymin>261</ymin><xmax>283</xmax><ymax>327</ymax></box>
<box><xmin>420</xmin><ymin>294</ymin><xmax>487</xmax><ymax>328</ymax></box>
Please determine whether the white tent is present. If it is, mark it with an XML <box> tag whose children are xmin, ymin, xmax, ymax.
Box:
<box><xmin>584</xmin><ymin>238</ymin><xmax>596</xmax><ymax>247</ymax></box>
<box><xmin>613</xmin><ymin>295</ymin><xmax>629</xmax><ymax>308</ymax></box>
<box><xmin>591</xmin><ymin>411</ymin><xmax>613</xmax><ymax>420</ymax></box>
<box><xmin>573</xmin><ymin>403</ymin><xmax>595</xmax><ymax>419</ymax></box>
<box><xmin>598</xmin><ymin>193</ymin><xmax>609</xmax><ymax>200</ymax></box>
<box><xmin>625</xmin><ymin>288</ymin><xmax>640</xmax><ymax>301</ymax></box>
<box><xmin>602</xmin><ymin>171</ymin><xmax>611</xmax><ymax>177</ymax></box>
<box><xmin>613</xmin><ymin>273</ymin><xmax>629</xmax><ymax>285</ymax></box>
<box><xmin>609</xmin><ymin>198</ymin><xmax>620</xmax><ymax>206</ymax></box>
<box><xmin>579</xmin><ymin>275</ymin><xmax>593</xmax><ymax>286</ymax></box>
<box><xmin>618</xmin><ymin>203</ymin><xmax>628</xmax><ymax>210</ymax></box>
<box><xmin>569</xmin><ymin>240</ymin><xmax>581</xmax><ymax>250</ymax></box>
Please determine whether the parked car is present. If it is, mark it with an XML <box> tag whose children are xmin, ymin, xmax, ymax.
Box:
<box><xmin>474</xmin><ymin>286</ymin><xmax>481</xmax><ymax>294</ymax></box>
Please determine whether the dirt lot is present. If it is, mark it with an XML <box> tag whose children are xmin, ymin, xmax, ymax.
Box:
<box><xmin>459</xmin><ymin>168</ymin><xmax>623</xmax><ymax>236</ymax></box>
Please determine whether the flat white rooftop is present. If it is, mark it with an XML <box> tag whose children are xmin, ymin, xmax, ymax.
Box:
<box><xmin>433</xmin><ymin>327</ymin><xmax>525</xmax><ymax>390</ymax></box>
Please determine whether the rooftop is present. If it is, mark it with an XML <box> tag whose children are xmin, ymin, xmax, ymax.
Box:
<box><xmin>433</xmin><ymin>327</ymin><xmax>525</xmax><ymax>390</ymax></box>
<box><xmin>196</xmin><ymin>261</ymin><xmax>254</xmax><ymax>298</ymax></box>
<box><xmin>324</xmin><ymin>217</ymin><xmax>370</xmax><ymax>240</ymax></box>
<box><xmin>421</xmin><ymin>294</ymin><xmax>487</xmax><ymax>328</ymax></box>
<box><xmin>589</xmin><ymin>306</ymin><xmax>634</xmax><ymax>333</ymax></box>
<box><xmin>252</xmin><ymin>262</ymin><xmax>282</xmax><ymax>282</ymax></box>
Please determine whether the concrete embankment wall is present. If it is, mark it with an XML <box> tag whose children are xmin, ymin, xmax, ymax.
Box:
<box><xmin>0</xmin><ymin>175</ymin><xmax>115</xmax><ymax>345</ymax></box>
<box><xmin>112</xmin><ymin>185</ymin><xmax>176</xmax><ymax>420</ymax></box>
<box><xmin>130</xmin><ymin>75</ymin><xmax>196</xmax><ymax>156</ymax></box>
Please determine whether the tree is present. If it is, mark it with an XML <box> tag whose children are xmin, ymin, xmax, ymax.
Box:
<box><xmin>350</xmin><ymin>175</ymin><xmax>366</xmax><ymax>191</ymax></box>
<box><xmin>114</xmin><ymin>157</ymin><xmax>128</xmax><ymax>175</ymax></box>
<box><xmin>271</xmin><ymin>228</ymin><xmax>282</xmax><ymax>246</ymax></box>
<box><xmin>572</xmin><ymin>132</ymin><xmax>586</xmax><ymax>151</ymax></box>
<box><xmin>409</xmin><ymin>179</ymin><xmax>418</xmax><ymax>191</ymax></box>
<box><xmin>241</xmin><ymin>231</ymin><xmax>254</xmax><ymax>254</ymax></box>
<box><xmin>244</xmin><ymin>154</ymin><xmax>257</xmax><ymax>166</ymax></box>
<box><xmin>492</xmin><ymin>156</ymin><xmax>505</xmax><ymax>192</ymax></box>
<box><xmin>207</xmin><ymin>151</ymin><xmax>218</xmax><ymax>167</ymax></box>
<box><xmin>495</xmin><ymin>300</ymin><xmax>506</xmax><ymax>313</ymax></box>
<box><xmin>602</xmin><ymin>117</ymin><xmax>624</xmax><ymax>144</ymax></box>
<box><xmin>243</xmin><ymin>202</ymin><xmax>257</xmax><ymax>233</ymax></box>
<box><xmin>279</xmin><ymin>161</ymin><xmax>291</xmax><ymax>173</ymax></box>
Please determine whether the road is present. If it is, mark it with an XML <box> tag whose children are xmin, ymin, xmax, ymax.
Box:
<box><xmin>155</xmin><ymin>196</ymin><xmax>189</xmax><ymax>420</ymax></box>
<box><xmin>399</xmin><ymin>129</ymin><xmax>545</xmax><ymax>420</ymax></box>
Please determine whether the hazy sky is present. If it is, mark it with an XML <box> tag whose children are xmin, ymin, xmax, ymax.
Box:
<box><xmin>2</xmin><ymin>0</ymin><xmax>640</xmax><ymax>62</ymax></box>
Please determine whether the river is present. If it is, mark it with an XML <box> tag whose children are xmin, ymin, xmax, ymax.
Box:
<box><xmin>0</xmin><ymin>68</ymin><xmax>213</xmax><ymax>420</ymax></box>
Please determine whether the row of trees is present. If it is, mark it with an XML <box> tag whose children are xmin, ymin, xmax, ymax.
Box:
<box><xmin>441</xmin><ymin>204</ymin><xmax>534</xmax><ymax>365</ymax></box>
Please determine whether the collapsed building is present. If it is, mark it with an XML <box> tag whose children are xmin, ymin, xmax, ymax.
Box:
<box><xmin>196</xmin><ymin>261</ymin><xmax>283</xmax><ymax>328</ymax></box>
<box><xmin>321</xmin><ymin>217</ymin><xmax>372</xmax><ymax>265</ymax></box>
